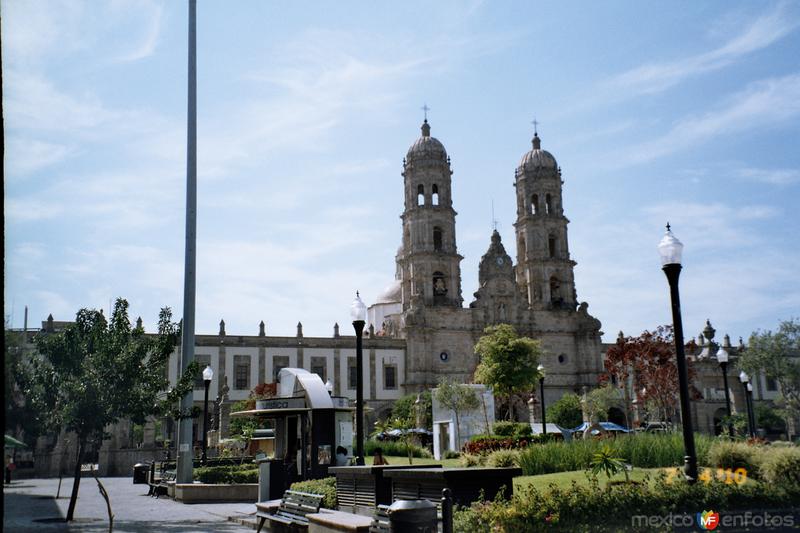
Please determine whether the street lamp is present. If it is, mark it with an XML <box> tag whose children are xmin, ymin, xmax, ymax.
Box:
<box><xmin>325</xmin><ymin>379</ymin><xmax>334</xmax><ymax>396</ymax></box>
<box><xmin>350</xmin><ymin>292</ymin><xmax>367</xmax><ymax>466</ymax></box>
<box><xmin>658</xmin><ymin>224</ymin><xmax>698</xmax><ymax>483</ymax></box>
<box><xmin>201</xmin><ymin>365</ymin><xmax>213</xmax><ymax>465</ymax></box>
<box><xmin>738</xmin><ymin>371</ymin><xmax>755</xmax><ymax>438</ymax></box>
<box><xmin>747</xmin><ymin>382</ymin><xmax>756</xmax><ymax>438</ymax></box>
<box><xmin>538</xmin><ymin>364</ymin><xmax>546</xmax><ymax>436</ymax></box>
<box><xmin>716</xmin><ymin>347</ymin><xmax>734</xmax><ymax>437</ymax></box>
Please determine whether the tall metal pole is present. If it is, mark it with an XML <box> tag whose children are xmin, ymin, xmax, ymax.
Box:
<box><xmin>177</xmin><ymin>0</ymin><xmax>198</xmax><ymax>485</ymax></box>
<box><xmin>720</xmin><ymin>362</ymin><xmax>734</xmax><ymax>437</ymax></box>
<box><xmin>353</xmin><ymin>320</ymin><xmax>365</xmax><ymax>465</ymax></box>
<box><xmin>539</xmin><ymin>377</ymin><xmax>547</xmax><ymax>436</ymax></box>
<box><xmin>746</xmin><ymin>386</ymin><xmax>756</xmax><ymax>438</ymax></box>
<box><xmin>201</xmin><ymin>379</ymin><xmax>210</xmax><ymax>465</ymax></box>
<box><xmin>663</xmin><ymin>264</ymin><xmax>698</xmax><ymax>484</ymax></box>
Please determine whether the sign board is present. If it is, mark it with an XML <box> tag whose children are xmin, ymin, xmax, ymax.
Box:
<box><xmin>256</xmin><ymin>397</ymin><xmax>306</xmax><ymax>410</ymax></box>
<box><xmin>179</xmin><ymin>443</ymin><xmax>190</xmax><ymax>452</ymax></box>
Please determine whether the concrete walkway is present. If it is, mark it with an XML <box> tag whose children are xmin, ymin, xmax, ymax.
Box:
<box><xmin>3</xmin><ymin>477</ymin><xmax>257</xmax><ymax>532</ymax></box>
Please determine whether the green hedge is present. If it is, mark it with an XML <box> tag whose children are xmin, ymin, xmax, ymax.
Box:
<box><xmin>365</xmin><ymin>439</ymin><xmax>432</xmax><ymax>458</ymax></box>
<box><xmin>290</xmin><ymin>477</ymin><xmax>337</xmax><ymax>509</ymax></box>
<box><xmin>194</xmin><ymin>465</ymin><xmax>259</xmax><ymax>484</ymax></box>
<box><xmin>518</xmin><ymin>433</ymin><xmax>715</xmax><ymax>475</ymax></box>
<box><xmin>454</xmin><ymin>470</ymin><xmax>799</xmax><ymax>532</ymax></box>
<box><xmin>492</xmin><ymin>422</ymin><xmax>533</xmax><ymax>439</ymax></box>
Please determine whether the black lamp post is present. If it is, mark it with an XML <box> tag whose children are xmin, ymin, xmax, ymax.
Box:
<box><xmin>738</xmin><ymin>371</ymin><xmax>755</xmax><ymax>438</ymax></box>
<box><xmin>538</xmin><ymin>364</ymin><xmax>547</xmax><ymax>436</ymax></box>
<box><xmin>201</xmin><ymin>365</ymin><xmax>214</xmax><ymax>465</ymax></box>
<box><xmin>716</xmin><ymin>346</ymin><xmax>734</xmax><ymax>437</ymax></box>
<box><xmin>351</xmin><ymin>292</ymin><xmax>367</xmax><ymax>466</ymax></box>
<box><xmin>658</xmin><ymin>224</ymin><xmax>698</xmax><ymax>483</ymax></box>
<box><xmin>747</xmin><ymin>383</ymin><xmax>756</xmax><ymax>437</ymax></box>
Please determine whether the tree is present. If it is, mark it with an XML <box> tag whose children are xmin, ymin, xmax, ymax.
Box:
<box><xmin>604</xmin><ymin>326</ymin><xmax>696</xmax><ymax>426</ymax></box>
<box><xmin>22</xmin><ymin>299</ymin><xmax>193</xmax><ymax>522</ymax></box>
<box><xmin>4</xmin><ymin>323</ymin><xmax>44</xmax><ymax>444</ymax></box>
<box><xmin>390</xmin><ymin>391</ymin><xmax>432</xmax><ymax>430</ymax></box>
<box><xmin>547</xmin><ymin>393</ymin><xmax>583</xmax><ymax>429</ymax></box>
<box><xmin>474</xmin><ymin>324</ymin><xmax>543</xmax><ymax>420</ymax></box>
<box><xmin>434</xmin><ymin>378</ymin><xmax>481</xmax><ymax>449</ymax></box>
<box><xmin>585</xmin><ymin>385</ymin><xmax>618</xmax><ymax>422</ymax></box>
<box><xmin>738</xmin><ymin>319</ymin><xmax>800</xmax><ymax>431</ymax></box>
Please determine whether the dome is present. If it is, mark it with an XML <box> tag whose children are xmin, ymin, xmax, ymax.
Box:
<box><xmin>519</xmin><ymin>133</ymin><xmax>557</xmax><ymax>170</ymax></box>
<box><xmin>407</xmin><ymin>120</ymin><xmax>447</xmax><ymax>160</ymax></box>
<box><xmin>375</xmin><ymin>279</ymin><xmax>402</xmax><ymax>304</ymax></box>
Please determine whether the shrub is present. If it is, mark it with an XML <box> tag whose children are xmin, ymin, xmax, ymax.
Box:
<box><xmin>546</xmin><ymin>393</ymin><xmax>583</xmax><ymax>429</ymax></box>
<box><xmin>443</xmin><ymin>450</ymin><xmax>461</xmax><ymax>459</ymax></box>
<box><xmin>707</xmin><ymin>441</ymin><xmax>762</xmax><ymax>478</ymax></box>
<box><xmin>364</xmin><ymin>439</ymin><xmax>432</xmax><ymax>458</ymax></box>
<box><xmin>194</xmin><ymin>465</ymin><xmax>259</xmax><ymax>484</ymax></box>
<box><xmin>487</xmin><ymin>449</ymin><xmax>520</xmax><ymax>468</ymax></box>
<box><xmin>460</xmin><ymin>454</ymin><xmax>487</xmax><ymax>467</ymax></box>
<box><xmin>760</xmin><ymin>446</ymin><xmax>800</xmax><ymax>488</ymax></box>
<box><xmin>518</xmin><ymin>433</ymin><xmax>714</xmax><ymax>476</ymax></box>
<box><xmin>454</xmin><ymin>470</ymin><xmax>799</xmax><ymax>532</ymax></box>
<box><xmin>290</xmin><ymin>477</ymin><xmax>337</xmax><ymax>509</ymax></box>
<box><xmin>492</xmin><ymin>421</ymin><xmax>532</xmax><ymax>439</ymax></box>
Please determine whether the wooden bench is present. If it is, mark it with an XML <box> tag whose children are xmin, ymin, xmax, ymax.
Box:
<box><xmin>256</xmin><ymin>490</ymin><xmax>324</xmax><ymax>532</ymax></box>
<box><xmin>368</xmin><ymin>505</ymin><xmax>391</xmax><ymax>533</ymax></box>
<box><xmin>152</xmin><ymin>470</ymin><xmax>176</xmax><ymax>499</ymax></box>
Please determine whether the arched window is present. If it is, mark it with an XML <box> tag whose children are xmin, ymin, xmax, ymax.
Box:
<box><xmin>433</xmin><ymin>227</ymin><xmax>443</xmax><ymax>251</ymax></box>
<box><xmin>417</xmin><ymin>184</ymin><xmax>425</xmax><ymax>206</ymax></box>
<box><xmin>433</xmin><ymin>272</ymin><xmax>447</xmax><ymax>296</ymax></box>
<box><xmin>432</xmin><ymin>184</ymin><xmax>439</xmax><ymax>205</ymax></box>
<box><xmin>548</xmin><ymin>235</ymin><xmax>556</xmax><ymax>258</ymax></box>
<box><xmin>531</xmin><ymin>194</ymin><xmax>539</xmax><ymax>215</ymax></box>
<box><xmin>518</xmin><ymin>236</ymin><xmax>527</xmax><ymax>262</ymax></box>
<box><xmin>545</xmin><ymin>194</ymin><xmax>552</xmax><ymax>214</ymax></box>
<box><xmin>549</xmin><ymin>276</ymin><xmax>561</xmax><ymax>304</ymax></box>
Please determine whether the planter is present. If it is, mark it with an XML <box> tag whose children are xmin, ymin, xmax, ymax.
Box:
<box><xmin>173</xmin><ymin>483</ymin><xmax>258</xmax><ymax>503</ymax></box>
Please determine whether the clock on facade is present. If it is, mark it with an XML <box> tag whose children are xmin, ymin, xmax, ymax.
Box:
<box><xmin>495</xmin><ymin>256</ymin><xmax>504</xmax><ymax>266</ymax></box>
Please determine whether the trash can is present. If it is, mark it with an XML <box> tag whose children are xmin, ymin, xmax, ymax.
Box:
<box><xmin>388</xmin><ymin>499</ymin><xmax>437</xmax><ymax>532</ymax></box>
<box><xmin>132</xmin><ymin>463</ymin><xmax>149</xmax><ymax>484</ymax></box>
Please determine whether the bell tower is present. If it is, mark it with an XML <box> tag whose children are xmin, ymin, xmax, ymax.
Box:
<box><xmin>513</xmin><ymin>131</ymin><xmax>578</xmax><ymax>310</ymax></box>
<box><xmin>396</xmin><ymin>119</ymin><xmax>463</xmax><ymax>309</ymax></box>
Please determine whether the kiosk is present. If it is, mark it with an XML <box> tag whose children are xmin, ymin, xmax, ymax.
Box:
<box><xmin>232</xmin><ymin>368</ymin><xmax>354</xmax><ymax>499</ymax></box>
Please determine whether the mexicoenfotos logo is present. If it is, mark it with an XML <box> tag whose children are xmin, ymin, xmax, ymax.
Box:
<box><xmin>697</xmin><ymin>510</ymin><xmax>720</xmax><ymax>530</ymax></box>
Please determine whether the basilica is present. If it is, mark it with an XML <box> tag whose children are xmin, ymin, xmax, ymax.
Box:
<box><xmin>367</xmin><ymin>119</ymin><xmax>605</xmax><ymax>403</ymax></box>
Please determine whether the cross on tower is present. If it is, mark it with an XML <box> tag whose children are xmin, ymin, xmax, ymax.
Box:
<box><xmin>491</xmin><ymin>199</ymin><xmax>498</xmax><ymax>231</ymax></box>
<box><xmin>531</xmin><ymin>118</ymin><xmax>539</xmax><ymax>134</ymax></box>
<box><xmin>421</xmin><ymin>104</ymin><xmax>430</xmax><ymax>121</ymax></box>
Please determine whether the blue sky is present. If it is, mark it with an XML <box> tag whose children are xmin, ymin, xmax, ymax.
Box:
<box><xmin>4</xmin><ymin>1</ymin><xmax>799</xmax><ymax>345</ymax></box>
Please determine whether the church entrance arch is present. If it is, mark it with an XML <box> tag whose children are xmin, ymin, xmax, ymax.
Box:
<box><xmin>607</xmin><ymin>407</ymin><xmax>626</xmax><ymax>427</ymax></box>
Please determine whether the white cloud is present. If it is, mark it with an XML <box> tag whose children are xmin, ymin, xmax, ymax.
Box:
<box><xmin>736</xmin><ymin>167</ymin><xmax>800</xmax><ymax>186</ymax></box>
<box><xmin>4</xmin><ymin>138</ymin><xmax>75</xmax><ymax>178</ymax></box>
<box><xmin>621</xmin><ymin>73</ymin><xmax>800</xmax><ymax>165</ymax></box>
<box><xmin>113</xmin><ymin>0</ymin><xmax>163</xmax><ymax>62</ymax></box>
<box><xmin>608</xmin><ymin>3</ymin><xmax>799</xmax><ymax>95</ymax></box>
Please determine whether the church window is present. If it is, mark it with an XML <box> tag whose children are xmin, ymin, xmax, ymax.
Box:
<box><xmin>549</xmin><ymin>276</ymin><xmax>561</xmax><ymax>304</ymax></box>
<box><xmin>548</xmin><ymin>235</ymin><xmax>557</xmax><ymax>258</ymax></box>
<box><xmin>531</xmin><ymin>194</ymin><xmax>539</xmax><ymax>215</ymax></box>
<box><xmin>766</xmin><ymin>377</ymin><xmax>778</xmax><ymax>391</ymax></box>
<box><xmin>545</xmin><ymin>194</ymin><xmax>552</xmax><ymax>214</ymax></box>
<box><xmin>310</xmin><ymin>357</ymin><xmax>327</xmax><ymax>383</ymax></box>
<box><xmin>347</xmin><ymin>358</ymin><xmax>358</xmax><ymax>390</ymax></box>
<box><xmin>433</xmin><ymin>227</ymin><xmax>443</xmax><ymax>251</ymax></box>
<box><xmin>417</xmin><ymin>184</ymin><xmax>425</xmax><ymax>206</ymax></box>
<box><xmin>519</xmin><ymin>236</ymin><xmax>527</xmax><ymax>262</ymax></box>
<box><xmin>194</xmin><ymin>354</ymin><xmax>211</xmax><ymax>389</ymax></box>
<box><xmin>234</xmin><ymin>355</ymin><xmax>250</xmax><ymax>390</ymax></box>
<box><xmin>273</xmin><ymin>355</ymin><xmax>290</xmax><ymax>382</ymax></box>
<box><xmin>558</xmin><ymin>354</ymin><xmax>566</xmax><ymax>364</ymax></box>
<box><xmin>432</xmin><ymin>184</ymin><xmax>439</xmax><ymax>205</ymax></box>
<box><xmin>383</xmin><ymin>364</ymin><xmax>397</xmax><ymax>390</ymax></box>
<box><xmin>433</xmin><ymin>272</ymin><xmax>447</xmax><ymax>295</ymax></box>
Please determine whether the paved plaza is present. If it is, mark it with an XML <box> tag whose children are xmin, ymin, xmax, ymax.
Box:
<box><xmin>3</xmin><ymin>477</ymin><xmax>257</xmax><ymax>532</ymax></box>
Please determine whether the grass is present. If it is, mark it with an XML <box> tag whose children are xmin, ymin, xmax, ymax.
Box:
<box><xmin>514</xmin><ymin>466</ymin><xmax>757</xmax><ymax>492</ymax></box>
